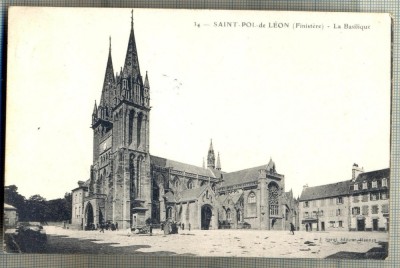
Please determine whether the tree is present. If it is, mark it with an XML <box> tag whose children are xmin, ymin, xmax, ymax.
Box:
<box><xmin>4</xmin><ymin>185</ymin><xmax>27</xmax><ymax>221</ymax></box>
<box><xmin>26</xmin><ymin>194</ymin><xmax>49</xmax><ymax>222</ymax></box>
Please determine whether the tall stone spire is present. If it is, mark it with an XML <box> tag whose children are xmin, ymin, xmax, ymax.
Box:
<box><xmin>99</xmin><ymin>36</ymin><xmax>115</xmax><ymax>109</ymax></box>
<box><xmin>92</xmin><ymin>100</ymin><xmax>98</xmax><ymax>125</ymax></box>
<box><xmin>122</xmin><ymin>9</ymin><xmax>140</xmax><ymax>78</ymax></box>
<box><xmin>92</xmin><ymin>100</ymin><xmax>98</xmax><ymax>116</ymax></box>
<box><xmin>216</xmin><ymin>152</ymin><xmax>221</xmax><ymax>171</ymax></box>
<box><xmin>143</xmin><ymin>71</ymin><xmax>150</xmax><ymax>107</ymax></box>
<box><xmin>207</xmin><ymin>139</ymin><xmax>215</xmax><ymax>169</ymax></box>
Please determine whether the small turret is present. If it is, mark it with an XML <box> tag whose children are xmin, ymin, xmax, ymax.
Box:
<box><xmin>216</xmin><ymin>152</ymin><xmax>221</xmax><ymax>171</ymax></box>
<box><xmin>143</xmin><ymin>71</ymin><xmax>150</xmax><ymax>107</ymax></box>
<box><xmin>207</xmin><ymin>139</ymin><xmax>215</xmax><ymax>169</ymax></box>
<box><xmin>92</xmin><ymin>100</ymin><xmax>98</xmax><ymax>125</ymax></box>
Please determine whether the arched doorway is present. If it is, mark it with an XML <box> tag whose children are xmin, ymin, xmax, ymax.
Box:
<box><xmin>85</xmin><ymin>202</ymin><xmax>94</xmax><ymax>228</ymax></box>
<box><xmin>152</xmin><ymin>183</ymin><xmax>160</xmax><ymax>223</ymax></box>
<box><xmin>99</xmin><ymin>209</ymin><xmax>104</xmax><ymax>224</ymax></box>
<box><xmin>201</xmin><ymin>205</ymin><xmax>212</xmax><ymax>230</ymax></box>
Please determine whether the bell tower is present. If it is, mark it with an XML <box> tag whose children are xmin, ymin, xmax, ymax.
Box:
<box><xmin>89</xmin><ymin>11</ymin><xmax>152</xmax><ymax>229</ymax></box>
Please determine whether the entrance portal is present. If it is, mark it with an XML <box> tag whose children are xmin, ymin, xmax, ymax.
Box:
<box><xmin>357</xmin><ymin>219</ymin><xmax>365</xmax><ymax>231</ymax></box>
<box><xmin>201</xmin><ymin>205</ymin><xmax>212</xmax><ymax>230</ymax></box>
<box><xmin>85</xmin><ymin>203</ymin><xmax>94</xmax><ymax>228</ymax></box>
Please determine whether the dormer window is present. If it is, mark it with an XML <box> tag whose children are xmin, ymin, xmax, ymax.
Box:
<box><xmin>353</xmin><ymin>184</ymin><xmax>358</xmax><ymax>191</ymax></box>
<box><xmin>363</xmin><ymin>181</ymin><xmax>368</xmax><ymax>190</ymax></box>
<box><xmin>382</xmin><ymin>178</ymin><xmax>388</xmax><ymax>187</ymax></box>
<box><xmin>372</xmin><ymin>181</ymin><xmax>377</xmax><ymax>188</ymax></box>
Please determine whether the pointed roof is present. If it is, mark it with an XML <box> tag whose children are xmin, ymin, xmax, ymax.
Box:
<box><xmin>208</xmin><ymin>139</ymin><xmax>214</xmax><ymax>153</ymax></box>
<box><xmin>266</xmin><ymin>158</ymin><xmax>276</xmax><ymax>172</ymax></box>
<box><xmin>299</xmin><ymin>180</ymin><xmax>351</xmax><ymax>201</ymax></box>
<box><xmin>92</xmin><ymin>100</ymin><xmax>98</xmax><ymax>115</ymax></box>
<box><xmin>122</xmin><ymin>10</ymin><xmax>140</xmax><ymax>78</ymax></box>
<box><xmin>150</xmin><ymin>155</ymin><xmax>218</xmax><ymax>178</ymax></box>
<box><xmin>216</xmin><ymin>152</ymin><xmax>221</xmax><ymax>170</ymax></box>
<box><xmin>178</xmin><ymin>184</ymin><xmax>211</xmax><ymax>202</ymax></box>
<box><xmin>353</xmin><ymin>168</ymin><xmax>389</xmax><ymax>184</ymax></box>
<box><xmin>100</xmin><ymin>38</ymin><xmax>115</xmax><ymax>107</ymax></box>
<box><xmin>144</xmin><ymin>71</ymin><xmax>150</xmax><ymax>88</ymax></box>
<box><xmin>221</xmin><ymin>165</ymin><xmax>265</xmax><ymax>187</ymax></box>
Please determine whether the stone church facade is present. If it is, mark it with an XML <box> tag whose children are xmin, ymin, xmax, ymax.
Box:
<box><xmin>71</xmin><ymin>13</ymin><xmax>298</xmax><ymax>231</ymax></box>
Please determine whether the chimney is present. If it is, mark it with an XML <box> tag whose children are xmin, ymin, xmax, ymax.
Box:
<box><xmin>303</xmin><ymin>184</ymin><xmax>308</xmax><ymax>191</ymax></box>
<box><xmin>352</xmin><ymin>163</ymin><xmax>364</xmax><ymax>181</ymax></box>
<box><xmin>78</xmin><ymin>181</ymin><xmax>85</xmax><ymax>187</ymax></box>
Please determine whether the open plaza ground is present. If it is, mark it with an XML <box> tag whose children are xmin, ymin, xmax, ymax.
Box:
<box><xmin>26</xmin><ymin>225</ymin><xmax>388</xmax><ymax>259</ymax></box>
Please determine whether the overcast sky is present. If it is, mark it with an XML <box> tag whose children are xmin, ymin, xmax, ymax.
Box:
<box><xmin>5</xmin><ymin>8</ymin><xmax>391</xmax><ymax>200</ymax></box>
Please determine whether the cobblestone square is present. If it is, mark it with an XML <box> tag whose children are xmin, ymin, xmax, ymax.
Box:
<box><xmin>40</xmin><ymin>226</ymin><xmax>388</xmax><ymax>259</ymax></box>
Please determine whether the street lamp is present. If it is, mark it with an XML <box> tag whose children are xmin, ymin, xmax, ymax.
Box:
<box><xmin>316</xmin><ymin>208</ymin><xmax>320</xmax><ymax>231</ymax></box>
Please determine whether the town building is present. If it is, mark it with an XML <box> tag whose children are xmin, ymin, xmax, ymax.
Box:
<box><xmin>71</xmin><ymin>181</ymin><xmax>88</xmax><ymax>228</ymax></box>
<box><xmin>71</xmin><ymin>12</ymin><xmax>298</xmax><ymax>231</ymax></box>
<box><xmin>299</xmin><ymin>164</ymin><xmax>390</xmax><ymax>232</ymax></box>
<box><xmin>4</xmin><ymin>203</ymin><xmax>18</xmax><ymax>228</ymax></box>
<box><xmin>349</xmin><ymin>166</ymin><xmax>390</xmax><ymax>231</ymax></box>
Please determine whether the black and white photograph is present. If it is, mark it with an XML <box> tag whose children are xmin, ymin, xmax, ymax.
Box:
<box><xmin>4</xmin><ymin>7</ymin><xmax>391</xmax><ymax>259</ymax></box>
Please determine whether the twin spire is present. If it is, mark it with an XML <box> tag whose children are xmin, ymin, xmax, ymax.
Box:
<box><xmin>93</xmin><ymin>9</ymin><xmax>150</xmax><ymax>124</ymax></box>
<box><xmin>206</xmin><ymin>139</ymin><xmax>221</xmax><ymax>170</ymax></box>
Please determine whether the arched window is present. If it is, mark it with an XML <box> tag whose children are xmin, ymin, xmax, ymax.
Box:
<box><xmin>248</xmin><ymin>192</ymin><xmax>256</xmax><ymax>203</ymax></box>
<box><xmin>137</xmin><ymin>113</ymin><xmax>143</xmax><ymax>146</ymax></box>
<box><xmin>187</xmin><ymin>179</ymin><xmax>194</xmax><ymax>189</ymax></box>
<box><xmin>167</xmin><ymin>207</ymin><xmax>173</xmax><ymax>219</ymax></box>
<box><xmin>129</xmin><ymin>154</ymin><xmax>135</xmax><ymax>197</ymax></box>
<box><xmin>128</xmin><ymin>110</ymin><xmax>134</xmax><ymax>144</ymax></box>
<box><xmin>153</xmin><ymin>182</ymin><xmax>160</xmax><ymax>201</ymax></box>
<box><xmin>237</xmin><ymin>210</ymin><xmax>242</xmax><ymax>222</ymax></box>
<box><xmin>171</xmin><ymin>176</ymin><xmax>180</xmax><ymax>188</ymax></box>
<box><xmin>269</xmin><ymin>183</ymin><xmax>279</xmax><ymax>216</ymax></box>
<box><xmin>211</xmin><ymin>183</ymin><xmax>216</xmax><ymax>192</ymax></box>
<box><xmin>226</xmin><ymin>209</ymin><xmax>231</xmax><ymax>220</ymax></box>
<box><xmin>136</xmin><ymin>156</ymin><xmax>142</xmax><ymax>197</ymax></box>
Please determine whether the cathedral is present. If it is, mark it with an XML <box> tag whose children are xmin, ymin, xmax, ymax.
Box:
<box><xmin>71</xmin><ymin>13</ymin><xmax>298</xmax><ymax>231</ymax></box>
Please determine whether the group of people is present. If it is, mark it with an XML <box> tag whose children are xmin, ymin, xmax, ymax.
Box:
<box><xmin>99</xmin><ymin>221</ymin><xmax>118</xmax><ymax>232</ymax></box>
<box><xmin>160</xmin><ymin>221</ymin><xmax>191</xmax><ymax>235</ymax></box>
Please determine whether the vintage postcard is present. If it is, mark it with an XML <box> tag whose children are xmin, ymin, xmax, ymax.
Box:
<box><xmin>4</xmin><ymin>7</ymin><xmax>391</xmax><ymax>259</ymax></box>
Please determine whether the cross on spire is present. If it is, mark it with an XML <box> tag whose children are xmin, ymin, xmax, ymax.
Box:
<box><xmin>131</xmin><ymin>9</ymin><xmax>133</xmax><ymax>29</ymax></box>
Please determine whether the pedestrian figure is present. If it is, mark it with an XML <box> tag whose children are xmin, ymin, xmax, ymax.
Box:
<box><xmin>290</xmin><ymin>223</ymin><xmax>295</xmax><ymax>235</ymax></box>
<box><xmin>127</xmin><ymin>227</ymin><xmax>132</xmax><ymax>237</ymax></box>
<box><xmin>116</xmin><ymin>222</ymin><xmax>118</xmax><ymax>231</ymax></box>
<box><xmin>161</xmin><ymin>223</ymin><xmax>164</xmax><ymax>231</ymax></box>
<box><xmin>189</xmin><ymin>223</ymin><xmax>191</xmax><ymax>231</ymax></box>
<box><xmin>149</xmin><ymin>223</ymin><xmax>153</xmax><ymax>236</ymax></box>
<box><xmin>164</xmin><ymin>222</ymin><xmax>169</xmax><ymax>235</ymax></box>
<box><xmin>306</xmin><ymin>223</ymin><xmax>309</xmax><ymax>232</ymax></box>
<box><xmin>182</xmin><ymin>223</ymin><xmax>185</xmax><ymax>230</ymax></box>
<box><xmin>100</xmin><ymin>223</ymin><xmax>105</xmax><ymax>233</ymax></box>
